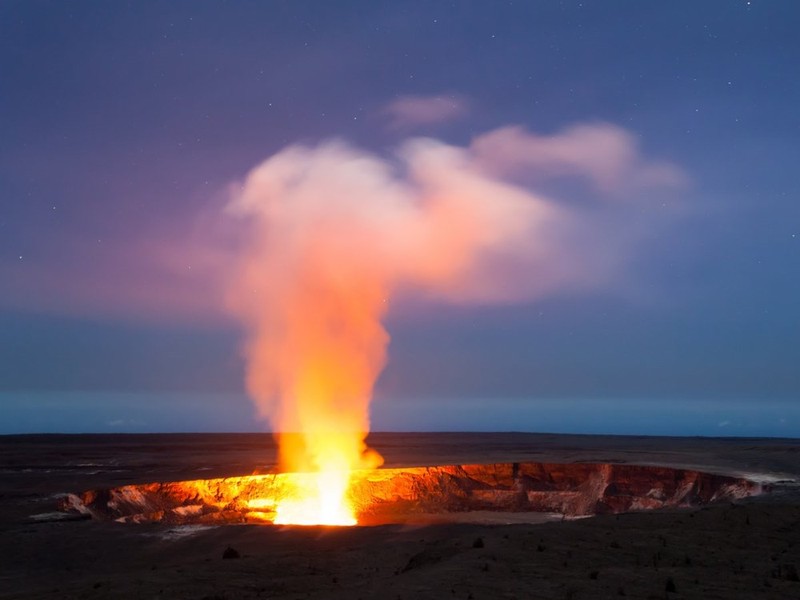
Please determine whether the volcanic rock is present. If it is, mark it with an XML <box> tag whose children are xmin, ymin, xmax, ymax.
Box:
<box><xmin>64</xmin><ymin>461</ymin><xmax>761</xmax><ymax>525</ymax></box>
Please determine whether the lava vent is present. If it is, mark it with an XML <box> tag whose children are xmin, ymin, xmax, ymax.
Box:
<box><xmin>60</xmin><ymin>462</ymin><xmax>761</xmax><ymax>526</ymax></box>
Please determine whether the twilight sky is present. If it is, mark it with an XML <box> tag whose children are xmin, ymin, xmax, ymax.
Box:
<box><xmin>1</xmin><ymin>1</ymin><xmax>799</xmax><ymax>436</ymax></box>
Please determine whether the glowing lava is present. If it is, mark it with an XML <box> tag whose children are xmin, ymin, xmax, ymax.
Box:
<box><xmin>272</xmin><ymin>470</ymin><xmax>356</xmax><ymax>526</ymax></box>
<box><xmin>66</xmin><ymin>462</ymin><xmax>763</xmax><ymax>526</ymax></box>
<box><xmin>248</xmin><ymin>432</ymin><xmax>380</xmax><ymax>525</ymax></box>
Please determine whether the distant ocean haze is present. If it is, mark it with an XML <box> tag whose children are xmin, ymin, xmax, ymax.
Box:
<box><xmin>0</xmin><ymin>392</ymin><xmax>797</xmax><ymax>437</ymax></box>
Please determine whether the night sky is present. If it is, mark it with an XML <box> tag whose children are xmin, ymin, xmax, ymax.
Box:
<box><xmin>2</xmin><ymin>1</ymin><xmax>799</xmax><ymax>436</ymax></box>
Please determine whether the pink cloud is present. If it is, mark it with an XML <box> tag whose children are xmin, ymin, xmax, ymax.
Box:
<box><xmin>0</xmin><ymin>230</ymin><xmax>230</xmax><ymax>324</ymax></box>
<box><xmin>382</xmin><ymin>94</ymin><xmax>469</xmax><ymax>129</ymax></box>
<box><xmin>1</xmin><ymin>120</ymin><xmax>687</xmax><ymax>323</ymax></box>
<box><xmin>471</xmin><ymin>122</ymin><xmax>688</xmax><ymax>194</ymax></box>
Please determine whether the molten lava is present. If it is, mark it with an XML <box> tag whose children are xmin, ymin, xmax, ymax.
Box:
<box><xmin>271</xmin><ymin>471</ymin><xmax>356</xmax><ymax>526</ymax></box>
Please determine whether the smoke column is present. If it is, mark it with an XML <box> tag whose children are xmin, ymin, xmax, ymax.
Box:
<box><xmin>224</xmin><ymin>137</ymin><xmax>572</xmax><ymax>480</ymax></box>
<box><xmin>223</xmin><ymin>128</ymin><xmax>682</xmax><ymax>512</ymax></box>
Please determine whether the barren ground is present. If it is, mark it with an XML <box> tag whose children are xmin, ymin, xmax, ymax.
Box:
<box><xmin>1</xmin><ymin>432</ymin><xmax>798</xmax><ymax>599</ymax></box>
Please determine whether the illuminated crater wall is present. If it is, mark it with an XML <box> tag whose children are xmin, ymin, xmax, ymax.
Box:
<box><xmin>61</xmin><ymin>462</ymin><xmax>761</xmax><ymax>526</ymax></box>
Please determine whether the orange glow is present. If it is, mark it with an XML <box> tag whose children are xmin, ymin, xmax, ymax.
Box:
<box><xmin>240</xmin><ymin>263</ymin><xmax>388</xmax><ymax>525</ymax></box>
<box><xmin>226</xmin><ymin>142</ymin><xmax>555</xmax><ymax>525</ymax></box>
<box><xmin>73</xmin><ymin>463</ymin><xmax>760</xmax><ymax>527</ymax></box>
<box><xmin>241</xmin><ymin>472</ymin><xmax>357</xmax><ymax>525</ymax></box>
<box><xmin>272</xmin><ymin>470</ymin><xmax>356</xmax><ymax>525</ymax></box>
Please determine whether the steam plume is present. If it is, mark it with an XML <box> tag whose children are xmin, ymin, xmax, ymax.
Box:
<box><xmin>224</xmin><ymin>127</ymin><xmax>684</xmax><ymax>476</ymax></box>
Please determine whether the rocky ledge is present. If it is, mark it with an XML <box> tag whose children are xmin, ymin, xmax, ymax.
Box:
<box><xmin>59</xmin><ymin>462</ymin><xmax>762</xmax><ymax>525</ymax></box>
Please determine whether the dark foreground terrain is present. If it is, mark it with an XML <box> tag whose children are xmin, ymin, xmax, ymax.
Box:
<box><xmin>1</xmin><ymin>432</ymin><xmax>799</xmax><ymax>599</ymax></box>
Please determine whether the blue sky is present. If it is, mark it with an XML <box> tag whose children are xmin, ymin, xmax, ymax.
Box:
<box><xmin>1</xmin><ymin>1</ymin><xmax>798</xmax><ymax>435</ymax></box>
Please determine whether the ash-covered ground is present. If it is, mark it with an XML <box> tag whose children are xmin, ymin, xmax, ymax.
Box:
<box><xmin>1</xmin><ymin>432</ymin><xmax>799</xmax><ymax>599</ymax></box>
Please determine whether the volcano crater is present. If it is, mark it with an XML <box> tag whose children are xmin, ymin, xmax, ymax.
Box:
<box><xmin>59</xmin><ymin>461</ymin><xmax>762</xmax><ymax>526</ymax></box>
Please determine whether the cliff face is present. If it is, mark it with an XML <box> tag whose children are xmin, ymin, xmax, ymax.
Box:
<box><xmin>351</xmin><ymin>463</ymin><xmax>760</xmax><ymax>523</ymax></box>
<box><xmin>60</xmin><ymin>462</ymin><xmax>761</xmax><ymax>525</ymax></box>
